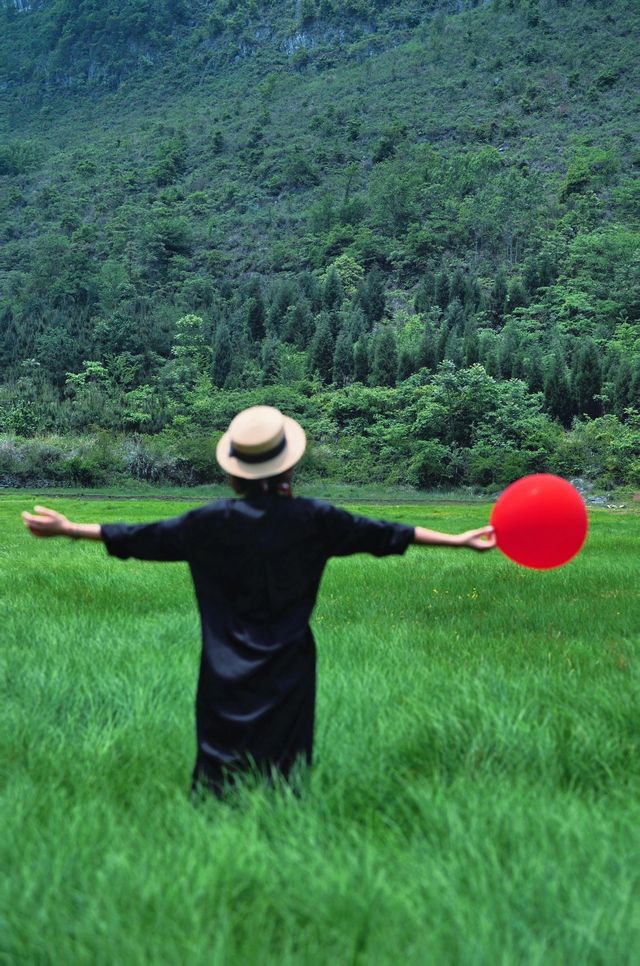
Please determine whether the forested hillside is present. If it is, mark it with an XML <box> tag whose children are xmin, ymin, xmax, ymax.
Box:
<box><xmin>0</xmin><ymin>0</ymin><xmax>638</xmax><ymax>488</ymax></box>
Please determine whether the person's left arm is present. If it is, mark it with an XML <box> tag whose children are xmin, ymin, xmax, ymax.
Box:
<box><xmin>317</xmin><ymin>502</ymin><xmax>496</xmax><ymax>559</ymax></box>
<box><xmin>413</xmin><ymin>525</ymin><xmax>496</xmax><ymax>551</ymax></box>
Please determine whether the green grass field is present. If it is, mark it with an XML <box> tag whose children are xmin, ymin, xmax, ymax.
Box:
<box><xmin>2</xmin><ymin>494</ymin><xmax>639</xmax><ymax>965</ymax></box>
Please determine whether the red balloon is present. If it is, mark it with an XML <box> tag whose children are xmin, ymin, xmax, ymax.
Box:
<box><xmin>490</xmin><ymin>474</ymin><xmax>588</xmax><ymax>570</ymax></box>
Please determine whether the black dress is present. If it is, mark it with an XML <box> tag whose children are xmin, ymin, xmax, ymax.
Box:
<box><xmin>101</xmin><ymin>495</ymin><xmax>414</xmax><ymax>795</ymax></box>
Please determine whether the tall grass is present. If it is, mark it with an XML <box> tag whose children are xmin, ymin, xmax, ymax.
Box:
<box><xmin>2</xmin><ymin>495</ymin><xmax>639</xmax><ymax>964</ymax></box>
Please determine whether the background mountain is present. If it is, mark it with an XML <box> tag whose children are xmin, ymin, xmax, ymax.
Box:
<box><xmin>0</xmin><ymin>0</ymin><xmax>638</xmax><ymax>488</ymax></box>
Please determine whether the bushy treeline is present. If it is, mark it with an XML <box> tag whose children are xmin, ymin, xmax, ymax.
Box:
<box><xmin>1</xmin><ymin>369</ymin><xmax>638</xmax><ymax>490</ymax></box>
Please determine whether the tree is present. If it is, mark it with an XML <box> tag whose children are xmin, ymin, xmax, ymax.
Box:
<box><xmin>463</xmin><ymin>317</ymin><xmax>480</xmax><ymax>367</ymax></box>
<box><xmin>308</xmin><ymin>315</ymin><xmax>335</xmax><ymax>384</ymax></box>
<box><xmin>353</xmin><ymin>337</ymin><xmax>369</xmax><ymax>384</ymax></box>
<box><xmin>282</xmin><ymin>300</ymin><xmax>313</xmax><ymax>348</ymax></box>
<box><xmin>434</xmin><ymin>270</ymin><xmax>450</xmax><ymax>311</ymax></box>
<box><xmin>418</xmin><ymin>324</ymin><xmax>438</xmax><ymax>371</ymax></box>
<box><xmin>246</xmin><ymin>292</ymin><xmax>266</xmax><ymax>342</ymax></box>
<box><xmin>463</xmin><ymin>276</ymin><xmax>481</xmax><ymax>314</ymax></box>
<box><xmin>498</xmin><ymin>323</ymin><xmax>522</xmax><ymax>379</ymax></box>
<box><xmin>333</xmin><ymin>327</ymin><xmax>354</xmax><ymax>386</ymax></box>
<box><xmin>298</xmin><ymin>271</ymin><xmax>322</xmax><ymax>312</ymax></box>
<box><xmin>436</xmin><ymin>299</ymin><xmax>464</xmax><ymax>361</ymax></box>
<box><xmin>629</xmin><ymin>362</ymin><xmax>640</xmax><ymax>414</ymax></box>
<box><xmin>397</xmin><ymin>348</ymin><xmax>415</xmax><ymax>383</ymax></box>
<box><xmin>359</xmin><ymin>267</ymin><xmax>386</xmax><ymax>326</ymax></box>
<box><xmin>479</xmin><ymin>332</ymin><xmax>501</xmax><ymax>379</ymax></box>
<box><xmin>612</xmin><ymin>356</ymin><xmax>632</xmax><ymax>418</ymax></box>
<box><xmin>449</xmin><ymin>268</ymin><xmax>466</xmax><ymax>305</ymax></box>
<box><xmin>212</xmin><ymin>324</ymin><xmax>232</xmax><ymax>387</ymax></box>
<box><xmin>489</xmin><ymin>268</ymin><xmax>508</xmax><ymax>326</ymax></box>
<box><xmin>322</xmin><ymin>268</ymin><xmax>344</xmax><ymax>314</ymax></box>
<box><xmin>170</xmin><ymin>314</ymin><xmax>211</xmax><ymax>390</ymax></box>
<box><xmin>261</xmin><ymin>336</ymin><xmax>281</xmax><ymax>386</ymax></box>
<box><xmin>544</xmin><ymin>352</ymin><xmax>573</xmax><ymax>427</ymax></box>
<box><xmin>525</xmin><ymin>344</ymin><xmax>545</xmax><ymax>394</ymax></box>
<box><xmin>506</xmin><ymin>277</ymin><xmax>528</xmax><ymax>313</ymax></box>
<box><xmin>300</xmin><ymin>0</ymin><xmax>316</xmax><ymax>26</ymax></box>
<box><xmin>150</xmin><ymin>130</ymin><xmax>188</xmax><ymax>186</ymax></box>
<box><xmin>371</xmin><ymin>329</ymin><xmax>397</xmax><ymax>387</ymax></box>
<box><xmin>444</xmin><ymin>329</ymin><xmax>464</xmax><ymax>368</ymax></box>
<box><xmin>268</xmin><ymin>280</ymin><xmax>298</xmax><ymax>335</ymax></box>
<box><xmin>414</xmin><ymin>274</ymin><xmax>434</xmax><ymax>314</ymax></box>
<box><xmin>572</xmin><ymin>339</ymin><xmax>603</xmax><ymax>418</ymax></box>
<box><xmin>326</xmin><ymin>254</ymin><xmax>364</xmax><ymax>298</ymax></box>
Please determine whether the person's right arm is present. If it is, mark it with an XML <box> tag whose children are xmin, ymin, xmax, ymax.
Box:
<box><xmin>22</xmin><ymin>506</ymin><xmax>102</xmax><ymax>541</ymax></box>
<box><xmin>22</xmin><ymin>504</ymin><xmax>210</xmax><ymax>561</ymax></box>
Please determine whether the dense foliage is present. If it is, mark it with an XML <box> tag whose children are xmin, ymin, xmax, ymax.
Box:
<box><xmin>0</xmin><ymin>0</ymin><xmax>638</xmax><ymax>487</ymax></box>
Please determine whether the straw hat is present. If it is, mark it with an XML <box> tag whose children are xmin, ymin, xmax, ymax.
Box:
<box><xmin>216</xmin><ymin>406</ymin><xmax>306</xmax><ymax>480</ymax></box>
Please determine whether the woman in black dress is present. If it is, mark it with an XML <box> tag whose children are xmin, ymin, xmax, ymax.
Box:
<box><xmin>22</xmin><ymin>406</ymin><xmax>496</xmax><ymax>797</ymax></box>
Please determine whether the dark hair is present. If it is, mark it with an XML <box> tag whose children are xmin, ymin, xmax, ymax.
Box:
<box><xmin>229</xmin><ymin>470</ymin><xmax>292</xmax><ymax>498</ymax></box>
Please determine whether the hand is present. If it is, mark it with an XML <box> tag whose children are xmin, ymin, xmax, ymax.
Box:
<box><xmin>22</xmin><ymin>505</ymin><xmax>72</xmax><ymax>538</ymax></box>
<box><xmin>458</xmin><ymin>526</ymin><xmax>496</xmax><ymax>552</ymax></box>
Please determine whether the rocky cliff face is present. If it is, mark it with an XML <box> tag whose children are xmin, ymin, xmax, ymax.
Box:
<box><xmin>1</xmin><ymin>0</ymin><xmax>496</xmax><ymax>94</ymax></box>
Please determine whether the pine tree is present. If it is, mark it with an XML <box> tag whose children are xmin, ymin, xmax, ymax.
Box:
<box><xmin>489</xmin><ymin>268</ymin><xmax>508</xmax><ymax>326</ymax></box>
<box><xmin>397</xmin><ymin>348</ymin><xmax>415</xmax><ymax>382</ymax></box>
<box><xmin>300</xmin><ymin>0</ymin><xmax>316</xmax><ymax>26</ymax></box>
<box><xmin>371</xmin><ymin>329</ymin><xmax>397</xmax><ymax>387</ymax></box>
<box><xmin>463</xmin><ymin>317</ymin><xmax>479</xmax><ymax>367</ymax></box>
<box><xmin>544</xmin><ymin>352</ymin><xmax>573</xmax><ymax>427</ymax></box>
<box><xmin>344</xmin><ymin>306</ymin><xmax>366</xmax><ymax>344</ymax></box>
<box><xmin>612</xmin><ymin>357</ymin><xmax>632</xmax><ymax>418</ymax></box>
<box><xmin>498</xmin><ymin>323</ymin><xmax>521</xmax><ymax>379</ymax></box>
<box><xmin>261</xmin><ymin>336</ymin><xmax>280</xmax><ymax>385</ymax></box>
<box><xmin>282</xmin><ymin>300</ymin><xmax>313</xmax><ymax>348</ymax></box>
<box><xmin>246</xmin><ymin>293</ymin><xmax>266</xmax><ymax>342</ymax></box>
<box><xmin>353</xmin><ymin>337</ymin><xmax>369</xmax><ymax>384</ymax></box>
<box><xmin>629</xmin><ymin>362</ymin><xmax>640</xmax><ymax>413</ymax></box>
<box><xmin>308</xmin><ymin>315</ymin><xmax>335</xmax><ymax>384</ymax></box>
<box><xmin>525</xmin><ymin>345</ymin><xmax>545</xmax><ymax>394</ymax></box>
<box><xmin>332</xmin><ymin>326</ymin><xmax>354</xmax><ymax>386</ymax></box>
<box><xmin>449</xmin><ymin>268</ymin><xmax>466</xmax><ymax>305</ymax></box>
<box><xmin>436</xmin><ymin>300</ymin><xmax>464</xmax><ymax>363</ymax></box>
<box><xmin>463</xmin><ymin>276</ymin><xmax>481</xmax><ymax>314</ymax></box>
<box><xmin>522</xmin><ymin>256</ymin><xmax>539</xmax><ymax>295</ymax></box>
<box><xmin>418</xmin><ymin>324</ymin><xmax>438</xmax><ymax>371</ymax></box>
<box><xmin>212</xmin><ymin>324</ymin><xmax>232</xmax><ymax>387</ymax></box>
<box><xmin>268</xmin><ymin>280</ymin><xmax>297</xmax><ymax>334</ymax></box>
<box><xmin>322</xmin><ymin>268</ymin><xmax>344</xmax><ymax>313</ymax></box>
<box><xmin>479</xmin><ymin>331</ymin><xmax>502</xmax><ymax>378</ymax></box>
<box><xmin>445</xmin><ymin>299</ymin><xmax>465</xmax><ymax>333</ymax></box>
<box><xmin>444</xmin><ymin>329</ymin><xmax>463</xmax><ymax>368</ymax></box>
<box><xmin>414</xmin><ymin>275</ymin><xmax>434</xmax><ymax>314</ymax></box>
<box><xmin>572</xmin><ymin>339</ymin><xmax>603</xmax><ymax>418</ymax></box>
<box><xmin>436</xmin><ymin>323</ymin><xmax>449</xmax><ymax>364</ymax></box>
<box><xmin>298</xmin><ymin>271</ymin><xmax>322</xmax><ymax>312</ymax></box>
<box><xmin>506</xmin><ymin>277</ymin><xmax>528</xmax><ymax>314</ymax></box>
<box><xmin>434</xmin><ymin>270</ymin><xmax>450</xmax><ymax>311</ymax></box>
<box><xmin>359</xmin><ymin>267</ymin><xmax>386</xmax><ymax>325</ymax></box>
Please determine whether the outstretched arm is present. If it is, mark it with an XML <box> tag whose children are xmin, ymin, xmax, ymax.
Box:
<box><xmin>413</xmin><ymin>524</ymin><xmax>496</xmax><ymax>552</ymax></box>
<box><xmin>22</xmin><ymin>506</ymin><xmax>102</xmax><ymax>541</ymax></box>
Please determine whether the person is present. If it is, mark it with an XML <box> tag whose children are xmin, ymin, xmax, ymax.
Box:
<box><xmin>22</xmin><ymin>405</ymin><xmax>496</xmax><ymax>799</ymax></box>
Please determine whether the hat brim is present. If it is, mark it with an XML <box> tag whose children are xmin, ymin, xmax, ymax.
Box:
<box><xmin>216</xmin><ymin>415</ymin><xmax>306</xmax><ymax>480</ymax></box>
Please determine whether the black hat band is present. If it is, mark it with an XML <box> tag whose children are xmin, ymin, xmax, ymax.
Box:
<box><xmin>229</xmin><ymin>434</ymin><xmax>287</xmax><ymax>464</ymax></box>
